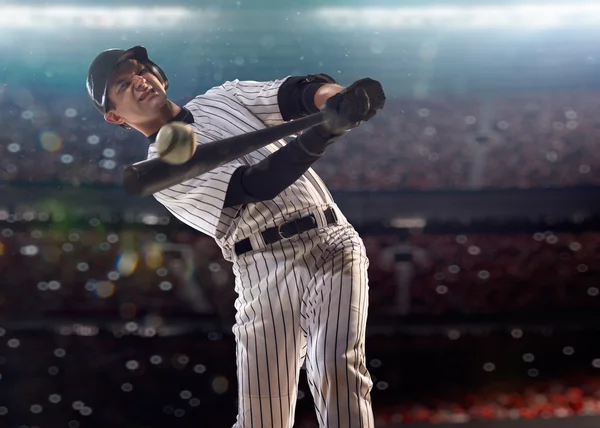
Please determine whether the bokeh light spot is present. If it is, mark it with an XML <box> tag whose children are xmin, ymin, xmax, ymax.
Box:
<box><xmin>39</xmin><ymin>131</ymin><xmax>62</xmax><ymax>152</ymax></box>
<box><xmin>95</xmin><ymin>281</ymin><xmax>115</xmax><ymax>298</ymax></box>
<box><xmin>116</xmin><ymin>251</ymin><xmax>139</xmax><ymax>277</ymax></box>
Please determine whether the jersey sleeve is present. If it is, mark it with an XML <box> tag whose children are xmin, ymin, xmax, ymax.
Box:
<box><xmin>206</xmin><ymin>78</ymin><xmax>290</xmax><ymax>128</ymax></box>
<box><xmin>147</xmin><ymin>133</ymin><xmax>244</xmax><ymax>239</ymax></box>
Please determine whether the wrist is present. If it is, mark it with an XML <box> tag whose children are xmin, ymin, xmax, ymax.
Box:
<box><xmin>313</xmin><ymin>123</ymin><xmax>345</xmax><ymax>139</ymax></box>
<box><xmin>314</xmin><ymin>84</ymin><xmax>345</xmax><ymax>110</ymax></box>
<box><xmin>296</xmin><ymin>127</ymin><xmax>339</xmax><ymax>156</ymax></box>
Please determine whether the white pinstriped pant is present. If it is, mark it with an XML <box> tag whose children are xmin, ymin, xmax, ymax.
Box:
<box><xmin>231</xmin><ymin>223</ymin><xmax>374</xmax><ymax>428</ymax></box>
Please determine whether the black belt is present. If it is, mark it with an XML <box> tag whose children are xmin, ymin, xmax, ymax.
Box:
<box><xmin>235</xmin><ymin>207</ymin><xmax>338</xmax><ymax>256</ymax></box>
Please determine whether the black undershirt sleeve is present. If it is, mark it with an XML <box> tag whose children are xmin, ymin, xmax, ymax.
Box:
<box><xmin>277</xmin><ymin>77</ymin><xmax>322</xmax><ymax>120</ymax></box>
<box><xmin>223</xmin><ymin>74</ymin><xmax>340</xmax><ymax>208</ymax></box>
<box><xmin>223</xmin><ymin>126</ymin><xmax>338</xmax><ymax>207</ymax></box>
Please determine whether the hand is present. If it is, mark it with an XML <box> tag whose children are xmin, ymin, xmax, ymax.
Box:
<box><xmin>320</xmin><ymin>78</ymin><xmax>386</xmax><ymax>136</ymax></box>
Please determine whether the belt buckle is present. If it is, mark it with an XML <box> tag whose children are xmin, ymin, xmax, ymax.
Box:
<box><xmin>277</xmin><ymin>223</ymin><xmax>287</xmax><ymax>239</ymax></box>
<box><xmin>278</xmin><ymin>218</ymin><xmax>302</xmax><ymax>240</ymax></box>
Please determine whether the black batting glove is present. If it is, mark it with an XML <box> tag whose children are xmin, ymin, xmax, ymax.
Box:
<box><xmin>319</xmin><ymin>78</ymin><xmax>386</xmax><ymax>136</ymax></box>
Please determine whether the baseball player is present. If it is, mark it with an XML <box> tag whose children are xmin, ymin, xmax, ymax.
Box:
<box><xmin>86</xmin><ymin>46</ymin><xmax>385</xmax><ymax>428</ymax></box>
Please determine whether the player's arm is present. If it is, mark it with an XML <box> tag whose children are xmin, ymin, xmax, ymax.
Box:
<box><xmin>223</xmin><ymin>124</ymin><xmax>338</xmax><ymax>207</ymax></box>
<box><xmin>223</xmin><ymin>77</ymin><xmax>386</xmax><ymax>207</ymax></box>
<box><xmin>211</xmin><ymin>74</ymin><xmax>343</xmax><ymax>127</ymax></box>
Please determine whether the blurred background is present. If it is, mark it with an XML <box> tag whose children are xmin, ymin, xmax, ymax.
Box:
<box><xmin>1</xmin><ymin>0</ymin><xmax>600</xmax><ymax>427</ymax></box>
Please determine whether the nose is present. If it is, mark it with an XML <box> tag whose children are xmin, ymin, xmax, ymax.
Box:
<box><xmin>133</xmin><ymin>74</ymin><xmax>149</xmax><ymax>91</ymax></box>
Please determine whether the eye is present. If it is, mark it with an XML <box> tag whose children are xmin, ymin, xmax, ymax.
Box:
<box><xmin>138</xmin><ymin>67</ymin><xmax>150</xmax><ymax>75</ymax></box>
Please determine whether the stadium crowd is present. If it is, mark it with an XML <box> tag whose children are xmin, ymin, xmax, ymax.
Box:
<box><xmin>2</xmin><ymin>326</ymin><xmax>600</xmax><ymax>427</ymax></box>
<box><xmin>0</xmin><ymin>89</ymin><xmax>599</xmax><ymax>190</ymax></box>
<box><xmin>482</xmin><ymin>92</ymin><xmax>600</xmax><ymax>189</ymax></box>
<box><xmin>0</xmin><ymin>216</ymin><xmax>599</xmax><ymax>319</ymax></box>
<box><xmin>0</xmin><ymin>221</ymin><xmax>234</xmax><ymax>319</ymax></box>
<box><xmin>363</xmin><ymin>329</ymin><xmax>600</xmax><ymax>427</ymax></box>
<box><xmin>372</xmin><ymin>376</ymin><xmax>600</xmax><ymax>426</ymax></box>
<box><xmin>407</xmin><ymin>230</ymin><xmax>600</xmax><ymax>316</ymax></box>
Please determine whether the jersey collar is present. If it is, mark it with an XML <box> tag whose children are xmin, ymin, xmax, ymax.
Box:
<box><xmin>147</xmin><ymin>106</ymin><xmax>194</xmax><ymax>143</ymax></box>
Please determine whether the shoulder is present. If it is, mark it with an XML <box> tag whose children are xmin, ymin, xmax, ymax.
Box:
<box><xmin>192</xmin><ymin>80</ymin><xmax>241</xmax><ymax>98</ymax></box>
<box><xmin>182</xmin><ymin>87</ymin><xmax>233</xmax><ymax>108</ymax></box>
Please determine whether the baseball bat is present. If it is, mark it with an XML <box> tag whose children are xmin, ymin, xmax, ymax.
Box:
<box><xmin>122</xmin><ymin>112</ymin><xmax>326</xmax><ymax>197</ymax></box>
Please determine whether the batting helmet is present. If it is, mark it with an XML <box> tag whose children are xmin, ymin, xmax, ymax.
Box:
<box><xmin>86</xmin><ymin>46</ymin><xmax>169</xmax><ymax>127</ymax></box>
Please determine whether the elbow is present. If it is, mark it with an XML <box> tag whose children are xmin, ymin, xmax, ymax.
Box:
<box><xmin>262</xmin><ymin>187</ymin><xmax>284</xmax><ymax>201</ymax></box>
<box><xmin>242</xmin><ymin>178</ymin><xmax>283</xmax><ymax>201</ymax></box>
<box><xmin>227</xmin><ymin>166</ymin><xmax>285</xmax><ymax>205</ymax></box>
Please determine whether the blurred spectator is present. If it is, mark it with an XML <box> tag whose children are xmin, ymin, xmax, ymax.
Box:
<box><xmin>0</xmin><ymin>222</ymin><xmax>235</xmax><ymax>319</ymax></box>
<box><xmin>484</xmin><ymin>92</ymin><xmax>600</xmax><ymax>188</ymax></box>
<box><xmin>0</xmin><ymin>90</ymin><xmax>599</xmax><ymax>190</ymax></box>
<box><xmin>1</xmin><ymin>218</ymin><xmax>599</xmax><ymax>318</ymax></box>
<box><xmin>407</xmin><ymin>231</ymin><xmax>600</xmax><ymax>316</ymax></box>
<box><xmin>2</xmin><ymin>327</ymin><xmax>599</xmax><ymax>427</ymax></box>
<box><xmin>313</xmin><ymin>95</ymin><xmax>480</xmax><ymax>190</ymax></box>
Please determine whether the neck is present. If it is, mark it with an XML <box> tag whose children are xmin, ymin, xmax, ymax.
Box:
<box><xmin>134</xmin><ymin>100</ymin><xmax>182</xmax><ymax>137</ymax></box>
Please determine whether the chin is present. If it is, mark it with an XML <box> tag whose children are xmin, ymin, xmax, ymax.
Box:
<box><xmin>158</xmin><ymin>93</ymin><xmax>169</xmax><ymax>106</ymax></box>
<box><xmin>147</xmin><ymin>94</ymin><xmax>168</xmax><ymax>108</ymax></box>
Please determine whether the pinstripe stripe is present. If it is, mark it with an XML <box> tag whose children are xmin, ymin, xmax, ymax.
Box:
<box><xmin>263</xmin><ymin>249</ymin><xmax>283</xmax><ymax>427</ymax></box>
<box><xmin>277</xmin><ymin>241</ymin><xmax>295</xmax><ymax>407</ymax></box>
<box><xmin>232</xmin><ymin>262</ymin><xmax>254</xmax><ymax>428</ymax></box>
<box><xmin>289</xmin><ymin>240</ymin><xmax>308</xmax><ymax>427</ymax></box>
<box><xmin>241</xmin><ymin>207</ymin><xmax>267</xmax><ymax>427</ymax></box>
<box><xmin>311</xmin><ymin>256</ymin><xmax>330</xmax><ymax>421</ymax></box>
<box><xmin>316</xmin><ymin>253</ymin><xmax>330</xmax><ymax>424</ymax></box>
<box><xmin>251</xmin><ymin>251</ymin><xmax>273</xmax><ymax>427</ymax></box>
<box><xmin>334</xmin><ymin>251</ymin><xmax>344</xmax><ymax>428</ymax></box>
<box><xmin>256</xmin><ymin>204</ymin><xmax>286</xmax><ymax>428</ymax></box>
<box><xmin>345</xmin><ymin>243</ymin><xmax>355</xmax><ymax>425</ymax></box>
<box><xmin>359</xmin><ymin>240</ymin><xmax>373</xmax><ymax>428</ymax></box>
<box><xmin>299</xmin><ymin>234</ymin><xmax>326</xmax><ymax>427</ymax></box>
<box><xmin>248</xmin><ymin>268</ymin><xmax>264</xmax><ymax>428</ymax></box>
<box><xmin>355</xmin><ymin>244</ymin><xmax>365</xmax><ymax>428</ymax></box>
<box><xmin>323</xmin><ymin>255</ymin><xmax>334</xmax><ymax>427</ymax></box>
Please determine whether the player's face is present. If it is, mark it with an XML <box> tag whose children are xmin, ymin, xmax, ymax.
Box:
<box><xmin>104</xmin><ymin>59</ymin><xmax>168</xmax><ymax>127</ymax></box>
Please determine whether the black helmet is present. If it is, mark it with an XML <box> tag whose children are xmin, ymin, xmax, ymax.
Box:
<box><xmin>86</xmin><ymin>46</ymin><xmax>169</xmax><ymax>125</ymax></box>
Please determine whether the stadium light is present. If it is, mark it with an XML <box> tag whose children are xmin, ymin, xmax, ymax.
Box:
<box><xmin>0</xmin><ymin>6</ymin><xmax>194</xmax><ymax>29</ymax></box>
<box><xmin>391</xmin><ymin>218</ymin><xmax>427</xmax><ymax>229</ymax></box>
<box><xmin>313</xmin><ymin>3</ymin><xmax>600</xmax><ymax>30</ymax></box>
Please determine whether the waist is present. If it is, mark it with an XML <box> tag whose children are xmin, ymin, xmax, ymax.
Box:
<box><xmin>233</xmin><ymin>205</ymin><xmax>345</xmax><ymax>257</ymax></box>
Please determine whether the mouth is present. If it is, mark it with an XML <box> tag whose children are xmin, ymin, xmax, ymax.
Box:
<box><xmin>139</xmin><ymin>89</ymin><xmax>157</xmax><ymax>102</ymax></box>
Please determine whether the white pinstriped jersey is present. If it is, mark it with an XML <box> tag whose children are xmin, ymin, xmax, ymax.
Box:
<box><xmin>148</xmin><ymin>77</ymin><xmax>347</xmax><ymax>261</ymax></box>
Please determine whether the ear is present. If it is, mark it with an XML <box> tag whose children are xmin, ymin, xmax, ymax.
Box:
<box><xmin>104</xmin><ymin>110</ymin><xmax>126</xmax><ymax>125</ymax></box>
